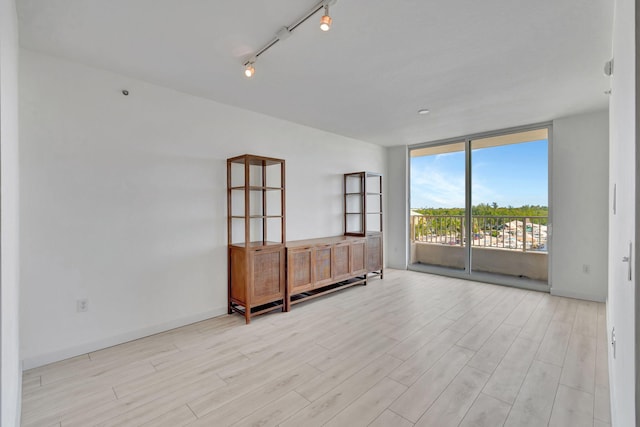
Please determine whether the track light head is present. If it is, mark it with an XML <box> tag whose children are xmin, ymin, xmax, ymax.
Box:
<box><xmin>244</xmin><ymin>63</ymin><xmax>255</xmax><ymax>78</ymax></box>
<box><xmin>320</xmin><ymin>5</ymin><xmax>332</xmax><ymax>31</ymax></box>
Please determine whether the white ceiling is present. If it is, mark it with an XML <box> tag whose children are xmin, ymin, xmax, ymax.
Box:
<box><xmin>17</xmin><ymin>0</ymin><xmax>614</xmax><ymax>146</ymax></box>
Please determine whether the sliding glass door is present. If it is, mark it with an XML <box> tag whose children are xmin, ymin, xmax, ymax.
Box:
<box><xmin>409</xmin><ymin>126</ymin><xmax>549</xmax><ymax>287</ymax></box>
<box><xmin>410</xmin><ymin>141</ymin><xmax>467</xmax><ymax>272</ymax></box>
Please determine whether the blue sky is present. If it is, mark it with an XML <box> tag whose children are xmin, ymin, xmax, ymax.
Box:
<box><xmin>410</xmin><ymin>140</ymin><xmax>548</xmax><ymax>208</ymax></box>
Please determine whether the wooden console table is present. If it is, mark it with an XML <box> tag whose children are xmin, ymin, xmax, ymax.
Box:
<box><xmin>285</xmin><ymin>236</ymin><xmax>368</xmax><ymax>310</ymax></box>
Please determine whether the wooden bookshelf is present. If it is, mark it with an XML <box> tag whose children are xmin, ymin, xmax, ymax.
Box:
<box><xmin>227</xmin><ymin>154</ymin><xmax>286</xmax><ymax>323</ymax></box>
<box><xmin>344</xmin><ymin>171</ymin><xmax>383</xmax><ymax>279</ymax></box>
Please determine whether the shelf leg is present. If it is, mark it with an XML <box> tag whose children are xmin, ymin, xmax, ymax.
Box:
<box><xmin>245</xmin><ymin>306</ymin><xmax>251</xmax><ymax>325</ymax></box>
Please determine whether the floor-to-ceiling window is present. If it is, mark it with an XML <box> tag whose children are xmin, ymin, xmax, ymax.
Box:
<box><xmin>409</xmin><ymin>126</ymin><xmax>550</xmax><ymax>290</ymax></box>
<box><xmin>409</xmin><ymin>141</ymin><xmax>467</xmax><ymax>271</ymax></box>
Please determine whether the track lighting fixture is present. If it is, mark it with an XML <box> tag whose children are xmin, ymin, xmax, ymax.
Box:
<box><xmin>242</xmin><ymin>0</ymin><xmax>337</xmax><ymax>77</ymax></box>
<box><xmin>320</xmin><ymin>5</ymin><xmax>332</xmax><ymax>31</ymax></box>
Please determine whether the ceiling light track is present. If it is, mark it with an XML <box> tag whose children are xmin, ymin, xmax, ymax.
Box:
<box><xmin>243</xmin><ymin>0</ymin><xmax>337</xmax><ymax>77</ymax></box>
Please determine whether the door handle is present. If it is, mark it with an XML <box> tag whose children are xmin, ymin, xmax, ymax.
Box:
<box><xmin>622</xmin><ymin>241</ymin><xmax>632</xmax><ymax>281</ymax></box>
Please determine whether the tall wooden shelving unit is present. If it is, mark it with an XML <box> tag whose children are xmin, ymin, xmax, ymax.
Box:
<box><xmin>344</xmin><ymin>171</ymin><xmax>383</xmax><ymax>279</ymax></box>
<box><xmin>227</xmin><ymin>154</ymin><xmax>286</xmax><ymax>323</ymax></box>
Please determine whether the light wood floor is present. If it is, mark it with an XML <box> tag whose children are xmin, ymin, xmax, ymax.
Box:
<box><xmin>22</xmin><ymin>269</ymin><xmax>611</xmax><ymax>427</ymax></box>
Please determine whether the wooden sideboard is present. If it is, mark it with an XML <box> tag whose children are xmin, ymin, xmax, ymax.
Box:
<box><xmin>227</xmin><ymin>157</ymin><xmax>383</xmax><ymax>323</ymax></box>
<box><xmin>285</xmin><ymin>236</ymin><xmax>368</xmax><ymax>310</ymax></box>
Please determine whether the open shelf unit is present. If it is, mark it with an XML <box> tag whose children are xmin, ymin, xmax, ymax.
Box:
<box><xmin>344</xmin><ymin>171</ymin><xmax>383</xmax><ymax>279</ymax></box>
<box><xmin>227</xmin><ymin>154</ymin><xmax>286</xmax><ymax>323</ymax></box>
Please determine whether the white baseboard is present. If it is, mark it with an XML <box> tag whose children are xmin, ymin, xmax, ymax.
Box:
<box><xmin>21</xmin><ymin>307</ymin><xmax>228</xmax><ymax>370</ymax></box>
<box><xmin>550</xmin><ymin>287</ymin><xmax>606</xmax><ymax>303</ymax></box>
<box><xmin>605</xmin><ymin>297</ymin><xmax>617</xmax><ymax>427</ymax></box>
<box><xmin>16</xmin><ymin>359</ymin><xmax>23</xmax><ymax>427</ymax></box>
<box><xmin>386</xmin><ymin>263</ymin><xmax>407</xmax><ymax>270</ymax></box>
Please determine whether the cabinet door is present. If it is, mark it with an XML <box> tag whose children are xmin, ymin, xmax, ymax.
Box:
<box><xmin>367</xmin><ymin>233</ymin><xmax>383</xmax><ymax>273</ymax></box>
<box><xmin>314</xmin><ymin>245</ymin><xmax>333</xmax><ymax>287</ymax></box>
<box><xmin>287</xmin><ymin>247</ymin><xmax>313</xmax><ymax>293</ymax></box>
<box><xmin>229</xmin><ymin>246</ymin><xmax>248</xmax><ymax>304</ymax></box>
<box><xmin>250</xmin><ymin>247</ymin><xmax>285</xmax><ymax>305</ymax></box>
<box><xmin>350</xmin><ymin>239</ymin><xmax>367</xmax><ymax>275</ymax></box>
<box><xmin>332</xmin><ymin>242</ymin><xmax>351</xmax><ymax>281</ymax></box>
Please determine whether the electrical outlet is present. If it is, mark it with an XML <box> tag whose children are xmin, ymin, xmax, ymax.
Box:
<box><xmin>582</xmin><ymin>264</ymin><xmax>590</xmax><ymax>274</ymax></box>
<box><xmin>76</xmin><ymin>298</ymin><xmax>88</xmax><ymax>313</ymax></box>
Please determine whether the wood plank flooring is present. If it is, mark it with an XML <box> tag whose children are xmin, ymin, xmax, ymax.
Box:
<box><xmin>21</xmin><ymin>269</ymin><xmax>611</xmax><ymax>427</ymax></box>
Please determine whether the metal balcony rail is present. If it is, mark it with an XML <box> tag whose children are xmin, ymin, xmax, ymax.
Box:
<box><xmin>410</xmin><ymin>214</ymin><xmax>548</xmax><ymax>253</ymax></box>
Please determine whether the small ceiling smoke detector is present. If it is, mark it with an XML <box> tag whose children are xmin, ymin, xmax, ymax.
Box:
<box><xmin>418</xmin><ymin>109</ymin><xmax>430</xmax><ymax>115</ymax></box>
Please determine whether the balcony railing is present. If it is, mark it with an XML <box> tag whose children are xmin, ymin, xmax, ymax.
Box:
<box><xmin>411</xmin><ymin>215</ymin><xmax>548</xmax><ymax>253</ymax></box>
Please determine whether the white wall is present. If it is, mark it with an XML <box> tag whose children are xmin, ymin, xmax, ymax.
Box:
<box><xmin>551</xmin><ymin>110</ymin><xmax>609</xmax><ymax>302</ymax></box>
<box><xmin>19</xmin><ymin>50</ymin><xmax>386</xmax><ymax>368</ymax></box>
<box><xmin>385</xmin><ymin>146</ymin><xmax>408</xmax><ymax>269</ymax></box>
<box><xmin>0</xmin><ymin>0</ymin><xmax>22</xmax><ymax>425</ymax></box>
<box><xmin>607</xmin><ymin>0</ymin><xmax>636</xmax><ymax>425</ymax></box>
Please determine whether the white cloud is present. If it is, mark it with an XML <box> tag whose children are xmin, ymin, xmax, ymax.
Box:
<box><xmin>411</xmin><ymin>165</ymin><xmax>465</xmax><ymax>208</ymax></box>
